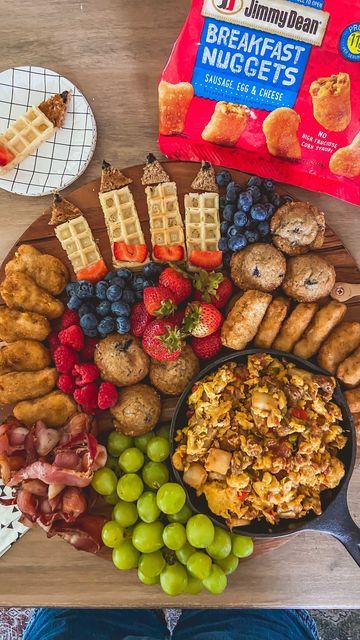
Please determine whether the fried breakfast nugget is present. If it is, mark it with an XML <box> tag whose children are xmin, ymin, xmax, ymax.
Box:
<box><xmin>5</xmin><ymin>244</ymin><xmax>68</xmax><ymax>295</ymax></box>
<box><xmin>263</xmin><ymin>107</ymin><xmax>301</xmax><ymax>160</ymax></box>
<box><xmin>329</xmin><ymin>132</ymin><xmax>360</xmax><ymax>178</ymax></box>
<box><xmin>0</xmin><ymin>340</ymin><xmax>51</xmax><ymax>375</ymax></box>
<box><xmin>0</xmin><ymin>307</ymin><xmax>50</xmax><ymax>342</ymax></box>
<box><xmin>0</xmin><ymin>273</ymin><xmax>64</xmax><ymax>320</ymax></box>
<box><xmin>293</xmin><ymin>301</ymin><xmax>346</xmax><ymax>359</ymax></box>
<box><xmin>14</xmin><ymin>390</ymin><xmax>77</xmax><ymax>428</ymax></box>
<box><xmin>0</xmin><ymin>368</ymin><xmax>57</xmax><ymax>405</ymax></box>
<box><xmin>221</xmin><ymin>290</ymin><xmax>272</xmax><ymax>350</ymax></box>
<box><xmin>254</xmin><ymin>296</ymin><xmax>290</xmax><ymax>348</ymax></box>
<box><xmin>201</xmin><ymin>101</ymin><xmax>249</xmax><ymax>146</ymax></box>
<box><xmin>317</xmin><ymin>322</ymin><xmax>360</xmax><ymax>374</ymax></box>
<box><xmin>158</xmin><ymin>81</ymin><xmax>194</xmax><ymax>135</ymax></box>
<box><xmin>273</xmin><ymin>303</ymin><xmax>318</xmax><ymax>353</ymax></box>
<box><xmin>344</xmin><ymin>387</ymin><xmax>360</xmax><ymax>414</ymax></box>
<box><xmin>337</xmin><ymin>346</ymin><xmax>360</xmax><ymax>388</ymax></box>
<box><xmin>309</xmin><ymin>73</ymin><xmax>351</xmax><ymax>132</ymax></box>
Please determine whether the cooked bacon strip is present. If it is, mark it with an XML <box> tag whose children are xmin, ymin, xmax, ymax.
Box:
<box><xmin>34</xmin><ymin>421</ymin><xmax>60</xmax><ymax>456</ymax></box>
<box><xmin>8</xmin><ymin>460</ymin><xmax>94</xmax><ymax>488</ymax></box>
<box><xmin>17</xmin><ymin>488</ymin><xmax>38</xmax><ymax>522</ymax></box>
<box><xmin>46</xmin><ymin>515</ymin><xmax>106</xmax><ymax>553</ymax></box>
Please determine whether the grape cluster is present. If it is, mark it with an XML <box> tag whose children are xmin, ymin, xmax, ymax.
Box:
<box><xmin>91</xmin><ymin>425</ymin><xmax>253</xmax><ymax>596</ymax></box>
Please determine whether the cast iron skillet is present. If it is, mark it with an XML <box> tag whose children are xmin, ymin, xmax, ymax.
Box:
<box><xmin>170</xmin><ymin>349</ymin><xmax>360</xmax><ymax>567</ymax></box>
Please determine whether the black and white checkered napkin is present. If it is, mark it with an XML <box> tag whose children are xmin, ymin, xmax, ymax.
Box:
<box><xmin>0</xmin><ymin>483</ymin><xmax>27</xmax><ymax>558</ymax></box>
<box><xmin>0</xmin><ymin>66</ymin><xmax>97</xmax><ymax>196</ymax></box>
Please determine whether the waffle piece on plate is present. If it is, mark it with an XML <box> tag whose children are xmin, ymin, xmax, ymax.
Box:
<box><xmin>99</xmin><ymin>161</ymin><xmax>149</xmax><ymax>268</ymax></box>
<box><xmin>145</xmin><ymin>181</ymin><xmax>186</xmax><ymax>262</ymax></box>
<box><xmin>0</xmin><ymin>91</ymin><xmax>71</xmax><ymax>175</ymax></box>
<box><xmin>184</xmin><ymin>191</ymin><xmax>222</xmax><ymax>271</ymax></box>
<box><xmin>52</xmin><ymin>194</ymin><xmax>107</xmax><ymax>283</ymax></box>
<box><xmin>141</xmin><ymin>153</ymin><xmax>170</xmax><ymax>186</ymax></box>
<box><xmin>191</xmin><ymin>161</ymin><xmax>218</xmax><ymax>192</ymax></box>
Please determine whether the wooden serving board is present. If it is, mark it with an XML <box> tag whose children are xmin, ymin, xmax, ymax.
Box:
<box><xmin>1</xmin><ymin>161</ymin><xmax>360</xmax><ymax>561</ymax></box>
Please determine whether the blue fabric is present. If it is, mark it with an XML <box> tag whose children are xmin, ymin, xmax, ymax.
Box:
<box><xmin>23</xmin><ymin>608</ymin><xmax>319</xmax><ymax>640</ymax></box>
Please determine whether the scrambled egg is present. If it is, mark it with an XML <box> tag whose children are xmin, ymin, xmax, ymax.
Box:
<box><xmin>173</xmin><ymin>354</ymin><xmax>347</xmax><ymax>528</ymax></box>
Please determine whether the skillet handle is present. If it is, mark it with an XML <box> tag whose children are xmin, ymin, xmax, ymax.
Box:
<box><xmin>313</xmin><ymin>498</ymin><xmax>360</xmax><ymax>567</ymax></box>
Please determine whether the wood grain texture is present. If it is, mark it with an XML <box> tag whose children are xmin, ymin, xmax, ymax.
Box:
<box><xmin>0</xmin><ymin>0</ymin><xmax>360</xmax><ymax>609</ymax></box>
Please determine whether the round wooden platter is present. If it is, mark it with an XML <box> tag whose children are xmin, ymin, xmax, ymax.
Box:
<box><xmin>1</xmin><ymin>160</ymin><xmax>360</xmax><ymax>561</ymax></box>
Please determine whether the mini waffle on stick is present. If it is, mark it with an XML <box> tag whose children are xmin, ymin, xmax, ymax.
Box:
<box><xmin>184</xmin><ymin>191</ymin><xmax>222</xmax><ymax>271</ymax></box>
<box><xmin>145</xmin><ymin>181</ymin><xmax>186</xmax><ymax>262</ymax></box>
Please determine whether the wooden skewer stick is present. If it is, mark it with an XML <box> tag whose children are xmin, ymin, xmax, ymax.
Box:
<box><xmin>331</xmin><ymin>282</ymin><xmax>360</xmax><ymax>302</ymax></box>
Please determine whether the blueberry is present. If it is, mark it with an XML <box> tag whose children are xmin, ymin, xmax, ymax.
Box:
<box><xmin>228</xmin><ymin>234</ymin><xmax>247</xmax><ymax>251</ymax></box>
<box><xmin>111</xmin><ymin>301</ymin><xmax>131</xmax><ymax>317</ymax></box>
<box><xmin>106</xmin><ymin>285</ymin><xmax>123</xmax><ymax>302</ymax></box>
<box><xmin>117</xmin><ymin>268</ymin><xmax>132</xmax><ymax>280</ymax></box>
<box><xmin>143</xmin><ymin>262</ymin><xmax>163</xmax><ymax>281</ymax></box>
<box><xmin>78</xmin><ymin>303</ymin><xmax>94</xmax><ymax>318</ymax></box>
<box><xmin>248</xmin><ymin>185</ymin><xmax>261</xmax><ymax>203</ymax></box>
<box><xmin>66</xmin><ymin>282</ymin><xmax>77</xmax><ymax>297</ymax></box>
<box><xmin>222</xmin><ymin>252</ymin><xmax>232</xmax><ymax>269</ymax></box>
<box><xmin>111</xmin><ymin>277</ymin><xmax>126</xmax><ymax>289</ymax></box>
<box><xmin>263</xmin><ymin>178</ymin><xmax>275</xmax><ymax>191</ymax></box>
<box><xmin>258</xmin><ymin>221</ymin><xmax>270</xmax><ymax>237</ymax></box>
<box><xmin>259</xmin><ymin>194</ymin><xmax>269</xmax><ymax>204</ymax></box>
<box><xmin>83</xmin><ymin>327</ymin><xmax>98</xmax><ymax>338</ymax></box>
<box><xmin>222</xmin><ymin>204</ymin><xmax>236</xmax><ymax>222</ymax></box>
<box><xmin>264</xmin><ymin>203</ymin><xmax>276</xmax><ymax>219</ymax></box>
<box><xmin>244</xmin><ymin>229</ymin><xmax>259</xmax><ymax>244</ymax></box>
<box><xmin>76</xmin><ymin>280</ymin><xmax>94</xmax><ymax>299</ymax></box>
<box><xmin>122</xmin><ymin>289</ymin><xmax>136</xmax><ymax>305</ymax></box>
<box><xmin>116</xmin><ymin>316</ymin><xmax>131</xmax><ymax>334</ymax></box>
<box><xmin>227</xmin><ymin>225</ymin><xmax>239</xmax><ymax>237</ymax></box>
<box><xmin>105</xmin><ymin>271</ymin><xmax>116</xmax><ymax>281</ymax></box>
<box><xmin>143</xmin><ymin>279</ymin><xmax>156</xmax><ymax>289</ymax></box>
<box><xmin>247</xmin><ymin>175</ymin><xmax>262</xmax><ymax>188</ymax></box>
<box><xmin>98</xmin><ymin>316</ymin><xmax>116</xmax><ymax>336</ymax></box>
<box><xmin>238</xmin><ymin>191</ymin><xmax>253</xmax><ymax>213</ymax></box>
<box><xmin>80</xmin><ymin>313</ymin><xmax>98</xmax><ymax>332</ymax></box>
<box><xmin>226</xmin><ymin>182</ymin><xmax>241</xmax><ymax>203</ymax></box>
<box><xmin>67</xmin><ymin>294</ymin><xmax>81</xmax><ymax>310</ymax></box>
<box><xmin>97</xmin><ymin>300</ymin><xmax>111</xmax><ymax>317</ymax></box>
<box><xmin>270</xmin><ymin>193</ymin><xmax>281</xmax><ymax>208</ymax></box>
<box><xmin>220</xmin><ymin>221</ymin><xmax>230</xmax><ymax>235</ymax></box>
<box><xmin>216</xmin><ymin>170</ymin><xmax>232</xmax><ymax>187</ymax></box>
<box><xmin>218</xmin><ymin>237</ymin><xmax>229</xmax><ymax>251</ymax></box>
<box><xmin>234</xmin><ymin>211</ymin><xmax>248</xmax><ymax>227</ymax></box>
<box><xmin>280</xmin><ymin>195</ymin><xmax>293</xmax><ymax>205</ymax></box>
<box><xmin>132</xmin><ymin>275</ymin><xmax>145</xmax><ymax>291</ymax></box>
<box><xmin>95</xmin><ymin>280</ymin><xmax>108</xmax><ymax>300</ymax></box>
<box><xmin>250</xmin><ymin>204</ymin><xmax>268</xmax><ymax>222</ymax></box>
<box><xmin>219</xmin><ymin>195</ymin><xmax>227</xmax><ymax>209</ymax></box>
<box><xmin>135</xmin><ymin>290</ymin><xmax>144</xmax><ymax>301</ymax></box>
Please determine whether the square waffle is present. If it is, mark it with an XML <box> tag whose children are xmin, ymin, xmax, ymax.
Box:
<box><xmin>184</xmin><ymin>192</ymin><xmax>221</xmax><ymax>271</ymax></box>
<box><xmin>0</xmin><ymin>106</ymin><xmax>54</xmax><ymax>175</ymax></box>
<box><xmin>54</xmin><ymin>215</ymin><xmax>102</xmax><ymax>274</ymax></box>
<box><xmin>145</xmin><ymin>181</ymin><xmax>186</xmax><ymax>262</ymax></box>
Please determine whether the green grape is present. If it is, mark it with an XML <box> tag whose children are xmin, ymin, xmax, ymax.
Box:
<box><xmin>91</xmin><ymin>468</ymin><xmax>117</xmax><ymax>496</ymax></box>
<box><xmin>162</xmin><ymin>523</ymin><xmax>187</xmax><ymax>551</ymax></box>
<box><xmin>156</xmin><ymin>483</ymin><xmax>186</xmax><ymax>515</ymax></box>
<box><xmin>216</xmin><ymin>553</ymin><xmax>239</xmax><ymax>575</ymax></box>
<box><xmin>105</xmin><ymin>455</ymin><xmax>120</xmax><ymax>476</ymax></box>
<box><xmin>119</xmin><ymin>447</ymin><xmax>145</xmax><ymax>473</ymax></box>
<box><xmin>138</xmin><ymin>569</ymin><xmax>159</xmax><ymax>585</ymax></box>
<box><xmin>112</xmin><ymin>500</ymin><xmax>138</xmax><ymax>528</ymax></box>
<box><xmin>137</xmin><ymin>491</ymin><xmax>161</xmax><ymax>523</ymax></box>
<box><xmin>186</xmin><ymin>514</ymin><xmax>215</xmax><ymax>548</ymax></box>
<box><xmin>187</xmin><ymin>551</ymin><xmax>212</xmax><ymax>580</ymax></box>
<box><xmin>156</xmin><ymin>424</ymin><xmax>170</xmax><ymax>440</ymax></box>
<box><xmin>142</xmin><ymin>461</ymin><xmax>169</xmax><ymax>490</ymax></box>
<box><xmin>101</xmin><ymin>521</ymin><xmax>125</xmax><ymax>548</ymax></box>
<box><xmin>175</xmin><ymin>542</ymin><xmax>196</xmax><ymax>565</ymax></box>
<box><xmin>160</xmin><ymin>562</ymin><xmax>188</xmax><ymax>596</ymax></box>
<box><xmin>134</xmin><ymin>432</ymin><xmax>155</xmax><ymax>453</ymax></box>
<box><xmin>112</xmin><ymin>540</ymin><xmax>140</xmax><ymax>570</ymax></box>
<box><xmin>203</xmin><ymin>564</ymin><xmax>227</xmax><ymax>594</ymax></box>
<box><xmin>168</xmin><ymin>503</ymin><xmax>192</xmax><ymax>524</ymax></box>
<box><xmin>139</xmin><ymin>551</ymin><xmax>166</xmax><ymax>578</ymax></box>
<box><xmin>206</xmin><ymin>527</ymin><xmax>232</xmax><ymax>560</ymax></box>
<box><xmin>186</xmin><ymin>575</ymin><xmax>203</xmax><ymax>595</ymax></box>
<box><xmin>108</xmin><ymin>431</ymin><xmax>133</xmax><ymax>456</ymax></box>
<box><xmin>231</xmin><ymin>535</ymin><xmax>254</xmax><ymax>558</ymax></box>
<box><xmin>132</xmin><ymin>521</ymin><xmax>164</xmax><ymax>553</ymax></box>
<box><xmin>104</xmin><ymin>490</ymin><xmax>119</xmax><ymax>505</ymax></box>
<box><xmin>147</xmin><ymin>436</ymin><xmax>170</xmax><ymax>462</ymax></box>
<box><xmin>117</xmin><ymin>473</ymin><xmax>144</xmax><ymax>502</ymax></box>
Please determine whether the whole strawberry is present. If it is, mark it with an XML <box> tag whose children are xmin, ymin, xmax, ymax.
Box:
<box><xmin>159</xmin><ymin>266</ymin><xmax>192</xmax><ymax>304</ymax></box>
<box><xmin>130</xmin><ymin>302</ymin><xmax>153</xmax><ymax>337</ymax></box>
<box><xmin>143</xmin><ymin>285</ymin><xmax>177</xmax><ymax>318</ymax></box>
<box><xmin>193</xmin><ymin>270</ymin><xmax>233</xmax><ymax>309</ymax></box>
<box><xmin>191</xmin><ymin>329</ymin><xmax>222</xmax><ymax>360</ymax></box>
<box><xmin>184</xmin><ymin>301</ymin><xmax>222</xmax><ymax>338</ymax></box>
<box><xmin>142</xmin><ymin>319</ymin><xmax>183</xmax><ymax>361</ymax></box>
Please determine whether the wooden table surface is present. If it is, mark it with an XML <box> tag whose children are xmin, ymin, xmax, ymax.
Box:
<box><xmin>0</xmin><ymin>0</ymin><xmax>359</xmax><ymax>608</ymax></box>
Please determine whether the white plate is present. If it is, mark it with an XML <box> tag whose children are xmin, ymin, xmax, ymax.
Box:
<box><xmin>0</xmin><ymin>66</ymin><xmax>97</xmax><ymax>197</ymax></box>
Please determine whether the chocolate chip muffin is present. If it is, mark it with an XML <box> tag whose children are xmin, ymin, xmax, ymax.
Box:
<box><xmin>230</xmin><ymin>243</ymin><xmax>286</xmax><ymax>292</ymax></box>
<box><xmin>149</xmin><ymin>345</ymin><xmax>199</xmax><ymax>396</ymax></box>
<box><xmin>282</xmin><ymin>254</ymin><xmax>336</xmax><ymax>302</ymax></box>
<box><xmin>95</xmin><ymin>334</ymin><xmax>149</xmax><ymax>387</ymax></box>
<box><xmin>111</xmin><ymin>384</ymin><xmax>161</xmax><ymax>436</ymax></box>
<box><xmin>270</xmin><ymin>201</ymin><xmax>325</xmax><ymax>255</ymax></box>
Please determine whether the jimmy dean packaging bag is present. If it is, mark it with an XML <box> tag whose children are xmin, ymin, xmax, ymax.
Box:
<box><xmin>158</xmin><ymin>0</ymin><xmax>360</xmax><ymax>205</ymax></box>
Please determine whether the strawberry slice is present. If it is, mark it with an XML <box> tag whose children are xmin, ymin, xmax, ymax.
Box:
<box><xmin>0</xmin><ymin>144</ymin><xmax>14</xmax><ymax>167</ymax></box>
<box><xmin>189</xmin><ymin>250</ymin><xmax>222</xmax><ymax>270</ymax></box>
<box><xmin>76</xmin><ymin>259</ymin><xmax>108</xmax><ymax>283</ymax></box>
<box><xmin>153</xmin><ymin>244</ymin><xmax>184</xmax><ymax>262</ymax></box>
<box><xmin>114</xmin><ymin>242</ymin><xmax>148</xmax><ymax>263</ymax></box>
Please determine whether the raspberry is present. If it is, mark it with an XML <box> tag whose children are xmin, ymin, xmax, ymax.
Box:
<box><xmin>61</xmin><ymin>309</ymin><xmax>80</xmax><ymax>329</ymax></box>
<box><xmin>74</xmin><ymin>383</ymin><xmax>99</xmax><ymax>410</ymax></box>
<box><xmin>73</xmin><ymin>363</ymin><xmax>100</xmax><ymax>386</ymax></box>
<box><xmin>53</xmin><ymin>345</ymin><xmax>79</xmax><ymax>374</ymax></box>
<box><xmin>48</xmin><ymin>331</ymin><xmax>60</xmax><ymax>354</ymax></box>
<box><xmin>80</xmin><ymin>337</ymin><xmax>98</xmax><ymax>362</ymax></box>
<box><xmin>98</xmin><ymin>381</ymin><xmax>118</xmax><ymax>410</ymax></box>
<box><xmin>57</xmin><ymin>373</ymin><xmax>76</xmax><ymax>395</ymax></box>
<box><xmin>58</xmin><ymin>324</ymin><xmax>85</xmax><ymax>351</ymax></box>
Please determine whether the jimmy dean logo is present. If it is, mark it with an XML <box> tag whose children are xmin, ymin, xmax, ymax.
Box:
<box><xmin>204</xmin><ymin>0</ymin><xmax>330</xmax><ymax>47</ymax></box>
